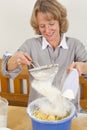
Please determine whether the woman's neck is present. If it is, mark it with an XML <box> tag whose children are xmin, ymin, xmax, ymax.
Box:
<box><xmin>50</xmin><ymin>36</ymin><xmax>61</xmax><ymax>50</ymax></box>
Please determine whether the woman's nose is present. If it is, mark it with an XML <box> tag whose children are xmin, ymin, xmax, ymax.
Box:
<box><xmin>45</xmin><ymin>25</ymin><xmax>51</xmax><ymax>33</ymax></box>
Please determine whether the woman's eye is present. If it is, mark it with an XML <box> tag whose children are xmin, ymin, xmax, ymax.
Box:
<box><xmin>39</xmin><ymin>25</ymin><xmax>45</xmax><ymax>28</ymax></box>
<box><xmin>49</xmin><ymin>23</ymin><xmax>55</xmax><ymax>26</ymax></box>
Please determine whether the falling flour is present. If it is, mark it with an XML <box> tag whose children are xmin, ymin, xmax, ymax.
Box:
<box><xmin>32</xmin><ymin>80</ymin><xmax>71</xmax><ymax>117</ymax></box>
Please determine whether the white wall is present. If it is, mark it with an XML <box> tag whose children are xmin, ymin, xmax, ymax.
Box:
<box><xmin>0</xmin><ymin>0</ymin><xmax>87</xmax><ymax>57</ymax></box>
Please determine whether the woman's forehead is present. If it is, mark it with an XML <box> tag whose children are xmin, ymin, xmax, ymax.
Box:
<box><xmin>37</xmin><ymin>12</ymin><xmax>54</xmax><ymax>20</ymax></box>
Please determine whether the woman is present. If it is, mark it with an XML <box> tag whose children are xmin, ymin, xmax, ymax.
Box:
<box><xmin>2</xmin><ymin>0</ymin><xmax>87</xmax><ymax>111</ymax></box>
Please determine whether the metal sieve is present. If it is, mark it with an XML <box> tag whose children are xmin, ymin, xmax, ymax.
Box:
<box><xmin>29</xmin><ymin>64</ymin><xmax>59</xmax><ymax>80</ymax></box>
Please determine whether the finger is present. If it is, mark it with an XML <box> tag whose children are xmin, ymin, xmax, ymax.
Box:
<box><xmin>23</xmin><ymin>53</ymin><xmax>32</xmax><ymax>61</ymax></box>
<box><xmin>19</xmin><ymin>56</ymin><xmax>31</xmax><ymax>65</ymax></box>
<box><xmin>67</xmin><ymin>63</ymin><xmax>76</xmax><ymax>73</ymax></box>
<box><xmin>17</xmin><ymin>58</ymin><xmax>21</xmax><ymax>66</ymax></box>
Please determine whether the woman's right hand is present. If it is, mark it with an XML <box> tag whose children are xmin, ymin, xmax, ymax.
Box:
<box><xmin>7</xmin><ymin>52</ymin><xmax>32</xmax><ymax>71</ymax></box>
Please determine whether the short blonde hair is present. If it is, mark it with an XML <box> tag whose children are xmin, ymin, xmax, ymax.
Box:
<box><xmin>30</xmin><ymin>0</ymin><xmax>69</xmax><ymax>34</ymax></box>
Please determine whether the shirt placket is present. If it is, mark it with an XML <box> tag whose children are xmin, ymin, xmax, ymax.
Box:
<box><xmin>47</xmin><ymin>46</ymin><xmax>60</xmax><ymax>64</ymax></box>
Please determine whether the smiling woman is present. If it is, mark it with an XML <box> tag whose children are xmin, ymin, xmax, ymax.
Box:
<box><xmin>1</xmin><ymin>0</ymin><xmax>87</xmax><ymax>113</ymax></box>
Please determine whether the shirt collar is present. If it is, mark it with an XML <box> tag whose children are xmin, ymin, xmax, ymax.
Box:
<box><xmin>42</xmin><ymin>33</ymin><xmax>68</xmax><ymax>50</ymax></box>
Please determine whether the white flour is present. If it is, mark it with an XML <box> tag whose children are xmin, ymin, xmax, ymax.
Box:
<box><xmin>32</xmin><ymin>80</ymin><xmax>71</xmax><ymax>117</ymax></box>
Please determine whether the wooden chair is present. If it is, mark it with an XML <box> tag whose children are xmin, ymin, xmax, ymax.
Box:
<box><xmin>79</xmin><ymin>76</ymin><xmax>87</xmax><ymax>111</ymax></box>
<box><xmin>0</xmin><ymin>59</ymin><xmax>30</xmax><ymax>107</ymax></box>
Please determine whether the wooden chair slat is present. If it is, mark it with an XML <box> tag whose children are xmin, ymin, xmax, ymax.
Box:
<box><xmin>0</xmin><ymin>77</ymin><xmax>10</xmax><ymax>92</ymax></box>
<box><xmin>14</xmin><ymin>78</ymin><xmax>22</xmax><ymax>94</ymax></box>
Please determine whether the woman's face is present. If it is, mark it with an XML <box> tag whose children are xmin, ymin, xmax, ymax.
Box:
<box><xmin>37</xmin><ymin>12</ymin><xmax>60</xmax><ymax>45</ymax></box>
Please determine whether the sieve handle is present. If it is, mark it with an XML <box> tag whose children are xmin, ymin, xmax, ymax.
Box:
<box><xmin>30</xmin><ymin>61</ymin><xmax>40</xmax><ymax>68</ymax></box>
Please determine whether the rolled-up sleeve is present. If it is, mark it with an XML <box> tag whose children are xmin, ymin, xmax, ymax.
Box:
<box><xmin>2</xmin><ymin>54</ymin><xmax>22</xmax><ymax>79</ymax></box>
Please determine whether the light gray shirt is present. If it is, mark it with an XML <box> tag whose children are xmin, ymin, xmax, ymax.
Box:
<box><xmin>2</xmin><ymin>34</ymin><xmax>87</xmax><ymax>111</ymax></box>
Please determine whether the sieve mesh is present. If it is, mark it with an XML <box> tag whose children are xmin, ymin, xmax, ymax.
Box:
<box><xmin>29</xmin><ymin>64</ymin><xmax>59</xmax><ymax>80</ymax></box>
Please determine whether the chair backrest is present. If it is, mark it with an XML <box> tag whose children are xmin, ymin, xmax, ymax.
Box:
<box><xmin>79</xmin><ymin>76</ymin><xmax>87</xmax><ymax>99</ymax></box>
<box><xmin>0</xmin><ymin>59</ymin><xmax>30</xmax><ymax>106</ymax></box>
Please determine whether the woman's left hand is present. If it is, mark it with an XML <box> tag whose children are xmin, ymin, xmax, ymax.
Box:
<box><xmin>67</xmin><ymin>62</ymin><xmax>86</xmax><ymax>76</ymax></box>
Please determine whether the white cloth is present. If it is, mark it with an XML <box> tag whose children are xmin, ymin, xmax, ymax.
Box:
<box><xmin>62</xmin><ymin>69</ymin><xmax>79</xmax><ymax>100</ymax></box>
